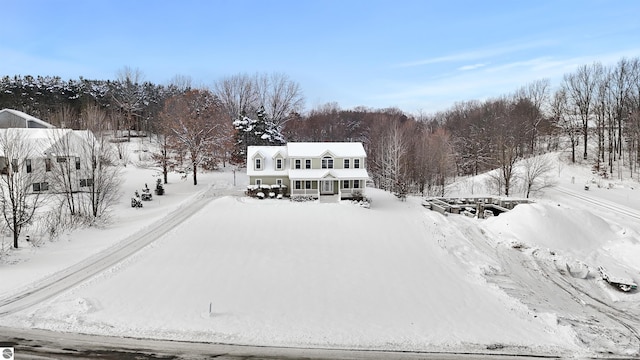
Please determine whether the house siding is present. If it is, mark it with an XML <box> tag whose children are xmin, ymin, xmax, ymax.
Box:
<box><xmin>249</xmin><ymin>175</ymin><xmax>290</xmax><ymax>189</ymax></box>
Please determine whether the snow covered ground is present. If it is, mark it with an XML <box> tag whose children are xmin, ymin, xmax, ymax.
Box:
<box><xmin>1</xmin><ymin>146</ymin><xmax>639</xmax><ymax>357</ymax></box>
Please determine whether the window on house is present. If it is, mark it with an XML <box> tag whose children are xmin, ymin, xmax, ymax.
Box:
<box><xmin>344</xmin><ymin>159</ymin><xmax>350</xmax><ymax>169</ymax></box>
<box><xmin>343</xmin><ymin>180</ymin><xmax>350</xmax><ymax>189</ymax></box>
<box><xmin>57</xmin><ymin>157</ymin><xmax>67</xmax><ymax>163</ymax></box>
<box><xmin>255</xmin><ymin>179</ymin><xmax>262</xmax><ymax>186</ymax></box>
<box><xmin>305</xmin><ymin>159</ymin><xmax>311</xmax><ymax>169</ymax></box>
<box><xmin>305</xmin><ymin>180</ymin><xmax>312</xmax><ymax>189</ymax></box>
<box><xmin>322</xmin><ymin>156</ymin><xmax>333</xmax><ymax>169</ymax></box>
<box><xmin>32</xmin><ymin>182</ymin><xmax>49</xmax><ymax>192</ymax></box>
<box><xmin>354</xmin><ymin>180</ymin><xmax>360</xmax><ymax>188</ymax></box>
<box><xmin>11</xmin><ymin>159</ymin><xmax>18</xmax><ymax>172</ymax></box>
<box><xmin>45</xmin><ymin>158</ymin><xmax>51</xmax><ymax>172</ymax></box>
<box><xmin>255</xmin><ymin>158</ymin><xmax>262</xmax><ymax>170</ymax></box>
<box><xmin>294</xmin><ymin>159</ymin><xmax>301</xmax><ymax>169</ymax></box>
<box><xmin>295</xmin><ymin>180</ymin><xmax>301</xmax><ymax>189</ymax></box>
<box><xmin>354</xmin><ymin>159</ymin><xmax>360</xmax><ymax>169</ymax></box>
<box><xmin>276</xmin><ymin>179</ymin><xmax>283</xmax><ymax>186</ymax></box>
<box><xmin>80</xmin><ymin>178</ymin><xmax>94</xmax><ymax>187</ymax></box>
<box><xmin>276</xmin><ymin>158</ymin><xmax>283</xmax><ymax>170</ymax></box>
<box><xmin>75</xmin><ymin>157</ymin><xmax>80</xmax><ymax>170</ymax></box>
<box><xmin>26</xmin><ymin>159</ymin><xmax>32</xmax><ymax>173</ymax></box>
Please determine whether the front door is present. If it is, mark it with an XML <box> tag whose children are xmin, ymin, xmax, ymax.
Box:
<box><xmin>321</xmin><ymin>180</ymin><xmax>333</xmax><ymax>194</ymax></box>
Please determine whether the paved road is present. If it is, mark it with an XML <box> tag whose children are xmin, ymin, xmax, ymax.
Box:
<box><xmin>0</xmin><ymin>326</ymin><xmax>570</xmax><ymax>360</ymax></box>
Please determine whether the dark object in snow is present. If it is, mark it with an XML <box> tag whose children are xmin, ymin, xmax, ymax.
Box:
<box><xmin>598</xmin><ymin>266</ymin><xmax>637</xmax><ymax>292</ymax></box>
<box><xmin>155</xmin><ymin>178</ymin><xmax>165</xmax><ymax>195</ymax></box>
<box><xmin>141</xmin><ymin>184</ymin><xmax>152</xmax><ymax>201</ymax></box>
<box><xmin>131</xmin><ymin>197</ymin><xmax>143</xmax><ymax>208</ymax></box>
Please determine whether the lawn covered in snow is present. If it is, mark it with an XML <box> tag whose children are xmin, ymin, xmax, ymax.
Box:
<box><xmin>1</xmin><ymin>149</ymin><xmax>640</xmax><ymax>357</ymax></box>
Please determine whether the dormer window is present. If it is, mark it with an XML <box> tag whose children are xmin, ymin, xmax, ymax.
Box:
<box><xmin>294</xmin><ymin>159</ymin><xmax>301</xmax><ymax>169</ymax></box>
<box><xmin>305</xmin><ymin>159</ymin><xmax>311</xmax><ymax>169</ymax></box>
<box><xmin>276</xmin><ymin>158</ymin><xmax>283</xmax><ymax>170</ymax></box>
<box><xmin>255</xmin><ymin>158</ymin><xmax>262</xmax><ymax>170</ymax></box>
<box><xmin>322</xmin><ymin>156</ymin><xmax>333</xmax><ymax>169</ymax></box>
<box><xmin>344</xmin><ymin>159</ymin><xmax>350</xmax><ymax>169</ymax></box>
<box><xmin>354</xmin><ymin>158</ymin><xmax>360</xmax><ymax>169</ymax></box>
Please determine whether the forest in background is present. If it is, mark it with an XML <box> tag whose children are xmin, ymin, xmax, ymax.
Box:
<box><xmin>2</xmin><ymin>57</ymin><xmax>640</xmax><ymax>198</ymax></box>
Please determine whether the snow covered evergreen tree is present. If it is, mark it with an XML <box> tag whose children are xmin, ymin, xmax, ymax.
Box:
<box><xmin>231</xmin><ymin>106</ymin><xmax>285</xmax><ymax>164</ymax></box>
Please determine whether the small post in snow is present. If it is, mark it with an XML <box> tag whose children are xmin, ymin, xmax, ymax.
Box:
<box><xmin>209</xmin><ymin>301</ymin><xmax>212</xmax><ymax>316</ymax></box>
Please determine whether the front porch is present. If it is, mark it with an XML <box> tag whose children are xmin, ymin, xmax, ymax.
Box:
<box><xmin>289</xmin><ymin>178</ymin><xmax>365</xmax><ymax>199</ymax></box>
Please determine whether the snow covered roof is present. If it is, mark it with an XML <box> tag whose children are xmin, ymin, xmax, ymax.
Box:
<box><xmin>286</xmin><ymin>142</ymin><xmax>366</xmax><ymax>158</ymax></box>
<box><xmin>0</xmin><ymin>108</ymin><xmax>55</xmax><ymax>129</ymax></box>
<box><xmin>0</xmin><ymin>128</ymin><xmax>93</xmax><ymax>157</ymax></box>
<box><xmin>247</xmin><ymin>145</ymin><xmax>287</xmax><ymax>160</ymax></box>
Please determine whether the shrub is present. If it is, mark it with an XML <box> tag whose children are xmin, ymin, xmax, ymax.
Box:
<box><xmin>290</xmin><ymin>195</ymin><xmax>315</xmax><ymax>202</ymax></box>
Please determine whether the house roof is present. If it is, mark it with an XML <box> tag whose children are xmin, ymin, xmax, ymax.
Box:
<box><xmin>0</xmin><ymin>108</ymin><xmax>55</xmax><ymax>128</ymax></box>
<box><xmin>247</xmin><ymin>145</ymin><xmax>287</xmax><ymax>160</ymax></box>
<box><xmin>0</xmin><ymin>128</ymin><xmax>93</xmax><ymax>157</ymax></box>
<box><xmin>246</xmin><ymin>145</ymin><xmax>288</xmax><ymax>177</ymax></box>
<box><xmin>286</xmin><ymin>142</ymin><xmax>366</xmax><ymax>158</ymax></box>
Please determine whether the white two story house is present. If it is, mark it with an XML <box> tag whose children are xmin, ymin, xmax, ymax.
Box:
<box><xmin>247</xmin><ymin>142</ymin><xmax>369</xmax><ymax>199</ymax></box>
<box><xmin>0</xmin><ymin>128</ymin><xmax>99</xmax><ymax>193</ymax></box>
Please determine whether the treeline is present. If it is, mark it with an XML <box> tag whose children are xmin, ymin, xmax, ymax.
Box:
<box><xmin>0</xmin><ymin>72</ymin><xmax>170</xmax><ymax>132</ymax></box>
<box><xmin>2</xmin><ymin>57</ymin><xmax>640</xmax><ymax>198</ymax></box>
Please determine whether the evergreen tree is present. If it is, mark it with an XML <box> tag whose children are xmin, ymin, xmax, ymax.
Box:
<box><xmin>231</xmin><ymin>106</ymin><xmax>285</xmax><ymax>164</ymax></box>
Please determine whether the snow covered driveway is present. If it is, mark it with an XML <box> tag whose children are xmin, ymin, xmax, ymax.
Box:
<box><xmin>0</xmin><ymin>180</ymin><xmax>223</xmax><ymax>316</ymax></box>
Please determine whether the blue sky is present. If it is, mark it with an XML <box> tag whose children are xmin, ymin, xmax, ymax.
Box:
<box><xmin>2</xmin><ymin>0</ymin><xmax>639</xmax><ymax>114</ymax></box>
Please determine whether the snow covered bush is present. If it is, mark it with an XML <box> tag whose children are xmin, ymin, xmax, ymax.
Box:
<box><xmin>245</xmin><ymin>185</ymin><xmax>260</xmax><ymax>197</ymax></box>
<box><xmin>351</xmin><ymin>190</ymin><xmax>365</xmax><ymax>202</ymax></box>
<box><xmin>290</xmin><ymin>195</ymin><xmax>315</xmax><ymax>202</ymax></box>
<box><xmin>351</xmin><ymin>198</ymin><xmax>371</xmax><ymax>209</ymax></box>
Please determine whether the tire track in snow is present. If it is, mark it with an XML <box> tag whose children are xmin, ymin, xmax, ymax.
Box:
<box><xmin>530</xmin><ymin>249</ymin><xmax>640</xmax><ymax>355</ymax></box>
<box><xmin>551</xmin><ymin>186</ymin><xmax>640</xmax><ymax>220</ymax></box>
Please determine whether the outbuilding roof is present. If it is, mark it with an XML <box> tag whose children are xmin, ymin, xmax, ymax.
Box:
<box><xmin>0</xmin><ymin>108</ymin><xmax>55</xmax><ymax>128</ymax></box>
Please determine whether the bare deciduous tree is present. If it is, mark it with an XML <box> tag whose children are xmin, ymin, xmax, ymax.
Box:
<box><xmin>552</xmin><ymin>87</ymin><xmax>580</xmax><ymax>163</ymax></box>
<box><xmin>521</xmin><ymin>154</ymin><xmax>556</xmax><ymax>198</ymax></box>
<box><xmin>80</xmin><ymin>106</ymin><xmax>122</xmax><ymax>218</ymax></box>
<box><xmin>112</xmin><ymin>66</ymin><xmax>145</xmax><ymax>138</ymax></box>
<box><xmin>254</xmin><ymin>72</ymin><xmax>305</xmax><ymax>128</ymax></box>
<box><xmin>0</xmin><ymin>130</ymin><xmax>45</xmax><ymax>248</ymax></box>
<box><xmin>372</xmin><ymin>121</ymin><xmax>409</xmax><ymax>197</ymax></box>
<box><xmin>514</xmin><ymin>79</ymin><xmax>550</xmax><ymax>153</ymax></box>
<box><xmin>160</xmin><ymin>89</ymin><xmax>232</xmax><ymax>185</ymax></box>
<box><xmin>564</xmin><ymin>63</ymin><xmax>602</xmax><ymax>160</ymax></box>
<box><xmin>213</xmin><ymin>73</ymin><xmax>257</xmax><ymax>120</ymax></box>
<box><xmin>213</xmin><ymin>72</ymin><xmax>304</xmax><ymax>128</ymax></box>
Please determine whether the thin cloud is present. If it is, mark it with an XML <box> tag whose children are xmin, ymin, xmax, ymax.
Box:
<box><xmin>394</xmin><ymin>40</ymin><xmax>555</xmax><ymax>68</ymax></box>
<box><xmin>378</xmin><ymin>49</ymin><xmax>640</xmax><ymax>114</ymax></box>
<box><xmin>458</xmin><ymin>63</ymin><xmax>488</xmax><ymax>71</ymax></box>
